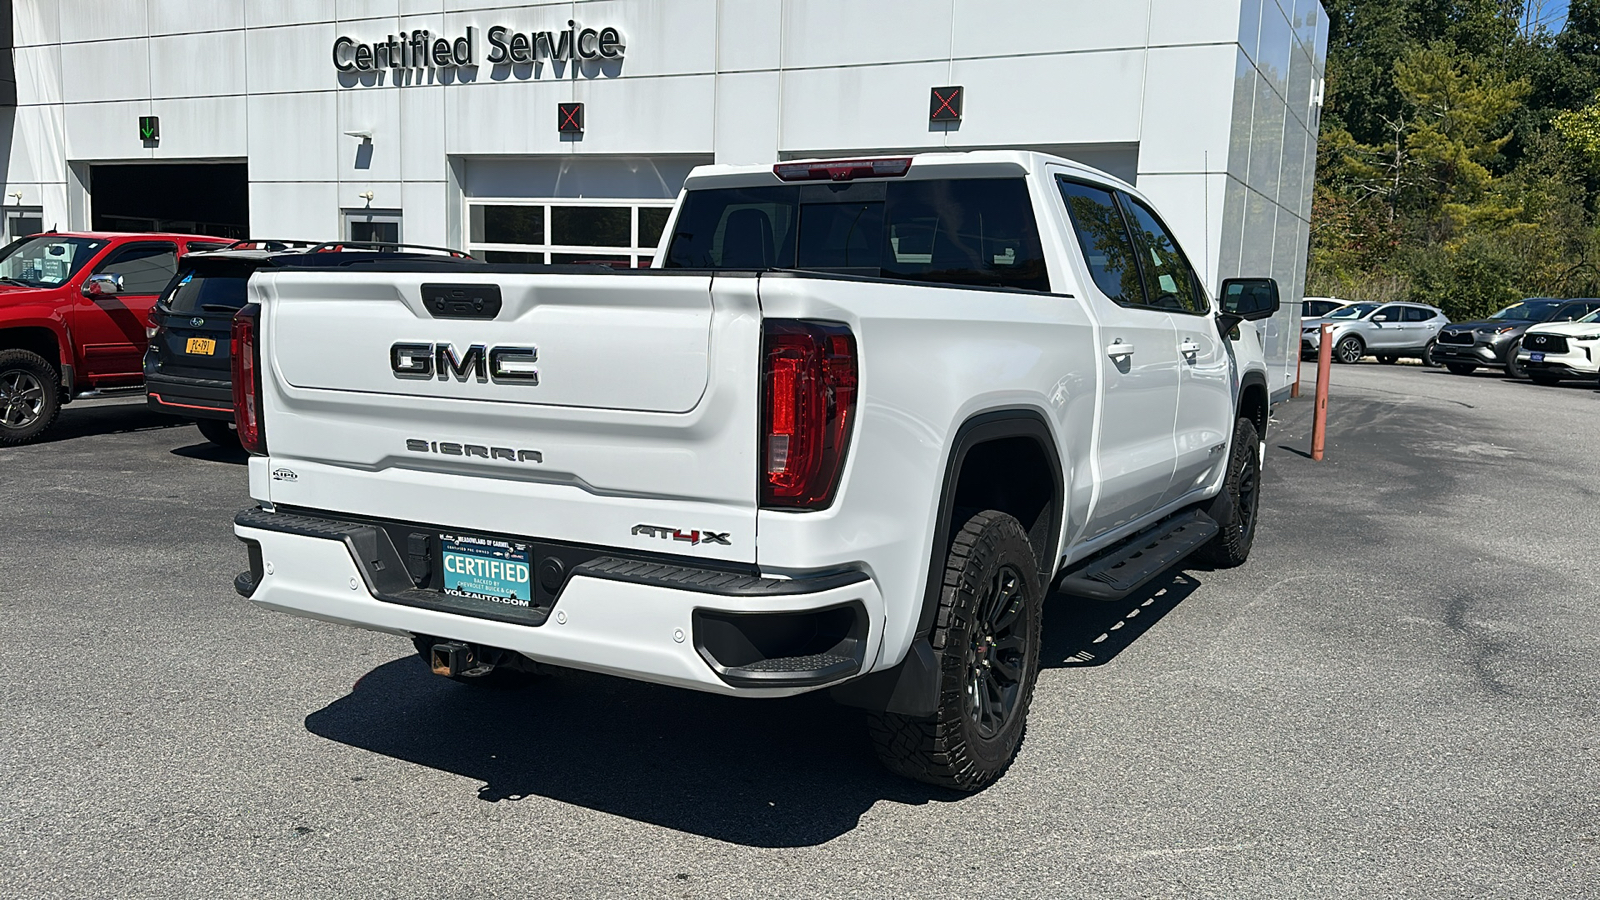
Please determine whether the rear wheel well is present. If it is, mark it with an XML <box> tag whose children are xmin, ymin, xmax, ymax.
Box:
<box><xmin>949</xmin><ymin>434</ymin><xmax>1058</xmax><ymax>577</ymax></box>
<box><xmin>0</xmin><ymin>327</ymin><xmax>62</xmax><ymax>372</ymax></box>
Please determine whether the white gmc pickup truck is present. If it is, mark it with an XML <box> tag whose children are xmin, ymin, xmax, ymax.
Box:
<box><xmin>232</xmin><ymin>151</ymin><xmax>1281</xmax><ymax>790</ymax></box>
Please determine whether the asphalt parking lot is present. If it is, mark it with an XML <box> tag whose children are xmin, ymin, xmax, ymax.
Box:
<box><xmin>2</xmin><ymin>365</ymin><xmax>1597</xmax><ymax>899</ymax></box>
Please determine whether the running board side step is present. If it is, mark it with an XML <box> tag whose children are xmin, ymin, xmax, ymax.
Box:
<box><xmin>1055</xmin><ymin>510</ymin><xmax>1219</xmax><ymax>601</ymax></box>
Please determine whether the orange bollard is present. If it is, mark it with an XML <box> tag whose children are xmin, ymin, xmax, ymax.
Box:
<box><xmin>1311</xmin><ymin>323</ymin><xmax>1332</xmax><ymax>461</ymax></box>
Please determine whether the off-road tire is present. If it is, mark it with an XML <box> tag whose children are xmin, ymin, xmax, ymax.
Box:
<box><xmin>1503</xmin><ymin>340</ymin><xmax>1525</xmax><ymax>379</ymax></box>
<box><xmin>195</xmin><ymin>418</ymin><xmax>238</xmax><ymax>447</ymax></box>
<box><xmin>1196</xmin><ymin>416</ymin><xmax>1262</xmax><ymax>568</ymax></box>
<box><xmin>867</xmin><ymin>510</ymin><xmax>1042</xmax><ymax>792</ymax></box>
<box><xmin>1445</xmin><ymin>363</ymin><xmax>1477</xmax><ymax>376</ymax></box>
<box><xmin>1528</xmin><ymin>372</ymin><xmax>1561</xmax><ymax>387</ymax></box>
<box><xmin>1335</xmin><ymin>335</ymin><xmax>1365</xmax><ymax>364</ymax></box>
<box><xmin>410</xmin><ymin>636</ymin><xmax>543</xmax><ymax>689</ymax></box>
<box><xmin>0</xmin><ymin>349</ymin><xmax>62</xmax><ymax>446</ymax></box>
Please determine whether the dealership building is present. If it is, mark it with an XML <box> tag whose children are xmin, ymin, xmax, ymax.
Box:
<box><xmin>0</xmin><ymin>0</ymin><xmax>1326</xmax><ymax>397</ymax></box>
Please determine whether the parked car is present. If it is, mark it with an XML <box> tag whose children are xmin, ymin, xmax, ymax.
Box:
<box><xmin>1302</xmin><ymin>296</ymin><xmax>1351</xmax><ymax>319</ymax></box>
<box><xmin>1302</xmin><ymin>301</ymin><xmax>1449</xmax><ymax>365</ymax></box>
<box><xmin>144</xmin><ymin>240</ymin><xmax>478</xmax><ymax>446</ymax></box>
<box><xmin>1518</xmin><ymin>306</ymin><xmax>1600</xmax><ymax>385</ymax></box>
<box><xmin>1433</xmin><ymin>298</ymin><xmax>1600</xmax><ymax>378</ymax></box>
<box><xmin>0</xmin><ymin>231</ymin><xmax>231</xmax><ymax>445</ymax></box>
<box><xmin>231</xmin><ymin>150</ymin><xmax>1282</xmax><ymax>791</ymax></box>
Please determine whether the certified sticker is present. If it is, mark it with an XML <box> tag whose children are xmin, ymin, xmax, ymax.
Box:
<box><xmin>440</xmin><ymin>533</ymin><xmax>532</xmax><ymax>607</ymax></box>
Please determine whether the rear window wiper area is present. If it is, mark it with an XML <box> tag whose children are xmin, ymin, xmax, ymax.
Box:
<box><xmin>200</xmin><ymin>303</ymin><xmax>244</xmax><ymax>313</ymax></box>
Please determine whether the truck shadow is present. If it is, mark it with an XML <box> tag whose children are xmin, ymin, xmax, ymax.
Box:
<box><xmin>304</xmin><ymin>575</ymin><xmax>1196</xmax><ymax>846</ymax></box>
<box><xmin>305</xmin><ymin>655</ymin><xmax>960</xmax><ymax>847</ymax></box>
<box><xmin>1041</xmin><ymin>572</ymin><xmax>1200</xmax><ymax>668</ymax></box>
<box><xmin>169</xmin><ymin>440</ymin><xmax>248</xmax><ymax>464</ymax></box>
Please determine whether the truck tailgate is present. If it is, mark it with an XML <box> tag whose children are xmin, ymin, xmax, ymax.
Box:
<box><xmin>251</xmin><ymin>270</ymin><xmax>760</xmax><ymax>564</ymax></box>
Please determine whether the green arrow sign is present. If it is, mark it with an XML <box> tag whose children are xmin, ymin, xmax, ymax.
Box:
<box><xmin>139</xmin><ymin>116</ymin><xmax>159</xmax><ymax>141</ymax></box>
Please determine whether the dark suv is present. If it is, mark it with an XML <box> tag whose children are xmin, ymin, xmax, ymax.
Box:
<box><xmin>1432</xmin><ymin>298</ymin><xmax>1600</xmax><ymax>379</ymax></box>
<box><xmin>144</xmin><ymin>241</ymin><xmax>477</xmax><ymax>445</ymax></box>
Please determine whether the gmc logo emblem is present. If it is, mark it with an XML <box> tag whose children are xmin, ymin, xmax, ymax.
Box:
<box><xmin>391</xmin><ymin>342</ymin><xmax>539</xmax><ymax>384</ymax></box>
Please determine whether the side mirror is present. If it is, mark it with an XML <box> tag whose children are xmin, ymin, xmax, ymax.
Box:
<box><xmin>1219</xmin><ymin>277</ymin><xmax>1281</xmax><ymax>322</ymax></box>
<box><xmin>83</xmin><ymin>273</ymin><xmax>123</xmax><ymax>297</ymax></box>
<box><xmin>1216</xmin><ymin>277</ymin><xmax>1280</xmax><ymax>338</ymax></box>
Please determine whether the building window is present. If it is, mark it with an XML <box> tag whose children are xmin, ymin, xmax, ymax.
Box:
<box><xmin>344</xmin><ymin>208</ymin><xmax>402</xmax><ymax>244</ymax></box>
<box><xmin>5</xmin><ymin>207</ymin><xmax>44</xmax><ymax>243</ymax></box>
<box><xmin>467</xmin><ymin>199</ymin><xmax>672</xmax><ymax>268</ymax></box>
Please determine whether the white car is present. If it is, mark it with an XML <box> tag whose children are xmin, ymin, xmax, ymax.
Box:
<box><xmin>1302</xmin><ymin>301</ymin><xmax>1449</xmax><ymax>365</ymax></box>
<box><xmin>229</xmin><ymin>151</ymin><xmax>1280</xmax><ymax>790</ymax></box>
<box><xmin>1518</xmin><ymin>307</ymin><xmax>1600</xmax><ymax>385</ymax></box>
<box><xmin>1302</xmin><ymin>296</ymin><xmax>1352</xmax><ymax>319</ymax></box>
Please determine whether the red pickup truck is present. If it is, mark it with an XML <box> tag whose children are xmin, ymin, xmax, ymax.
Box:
<box><xmin>0</xmin><ymin>231</ymin><xmax>228</xmax><ymax>445</ymax></box>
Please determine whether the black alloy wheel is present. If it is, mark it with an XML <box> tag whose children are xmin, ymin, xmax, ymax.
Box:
<box><xmin>1504</xmin><ymin>340</ymin><xmax>1526</xmax><ymax>379</ymax></box>
<box><xmin>1421</xmin><ymin>339</ymin><xmax>1439</xmax><ymax>367</ymax></box>
<box><xmin>0</xmin><ymin>349</ymin><xmax>62</xmax><ymax>446</ymax></box>
<box><xmin>867</xmin><ymin>510</ymin><xmax>1042</xmax><ymax>792</ymax></box>
<box><xmin>1198</xmin><ymin>415</ymin><xmax>1262</xmax><ymax>567</ymax></box>
<box><xmin>1335</xmin><ymin>335</ymin><xmax>1365</xmax><ymax>364</ymax></box>
<box><xmin>966</xmin><ymin>563</ymin><xmax>1030</xmax><ymax>740</ymax></box>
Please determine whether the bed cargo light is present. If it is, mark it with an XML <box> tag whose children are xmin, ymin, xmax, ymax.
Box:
<box><xmin>773</xmin><ymin>158</ymin><xmax>912</xmax><ymax>182</ymax></box>
<box><xmin>761</xmin><ymin>320</ymin><xmax>858</xmax><ymax>509</ymax></box>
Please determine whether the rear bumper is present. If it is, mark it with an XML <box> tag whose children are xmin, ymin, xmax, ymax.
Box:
<box><xmin>146</xmin><ymin>373</ymin><xmax>233</xmax><ymax>420</ymax></box>
<box><xmin>234</xmin><ymin>507</ymin><xmax>884</xmax><ymax>697</ymax></box>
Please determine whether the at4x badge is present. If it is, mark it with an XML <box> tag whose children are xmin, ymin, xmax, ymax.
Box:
<box><xmin>632</xmin><ymin>524</ymin><xmax>731</xmax><ymax>547</ymax></box>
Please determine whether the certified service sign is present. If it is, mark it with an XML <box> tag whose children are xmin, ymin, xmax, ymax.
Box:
<box><xmin>333</xmin><ymin>22</ymin><xmax>624</xmax><ymax>74</ymax></box>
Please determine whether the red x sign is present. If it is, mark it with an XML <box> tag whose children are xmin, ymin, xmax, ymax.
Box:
<box><xmin>930</xmin><ymin>86</ymin><xmax>962</xmax><ymax>122</ymax></box>
<box><xmin>558</xmin><ymin>102</ymin><xmax>584</xmax><ymax>134</ymax></box>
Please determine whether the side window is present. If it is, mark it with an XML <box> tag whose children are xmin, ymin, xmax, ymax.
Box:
<box><xmin>93</xmin><ymin>242</ymin><xmax>179</xmax><ymax>294</ymax></box>
<box><xmin>1371</xmin><ymin>306</ymin><xmax>1401</xmax><ymax>323</ymax></box>
<box><xmin>1402</xmin><ymin>307</ymin><xmax>1433</xmax><ymax>322</ymax></box>
<box><xmin>1118</xmin><ymin>195</ymin><xmax>1206</xmax><ymax>315</ymax></box>
<box><xmin>1056</xmin><ymin>179</ymin><xmax>1144</xmax><ymax>307</ymax></box>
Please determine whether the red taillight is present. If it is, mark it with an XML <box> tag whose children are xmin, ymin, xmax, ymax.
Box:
<box><xmin>231</xmin><ymin>303</ymin><xmax>266</xmax><ymax>455</ymax></box>
<box><xmin>762</xmin><ymin>320</ymin><xmax>858</xmax><ymax>509</ymax></box>
<box><xmin>773</xmin><ymin>157</ymin><xmax>912</xmax><ymax>182</ymax></box>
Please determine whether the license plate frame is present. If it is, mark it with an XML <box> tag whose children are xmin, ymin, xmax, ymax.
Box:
<box><xmin>439</xmin><ymin>533</ymin><xmax>533</xmax><ymax>607</ymax></box>
<box><xmin>185</xmin><ymin>336</ymin><xmax>217</xmax><ymax>356</ymax></box>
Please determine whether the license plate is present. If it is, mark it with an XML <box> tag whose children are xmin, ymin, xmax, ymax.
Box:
<box><xmin>185</xmin><ymin>337</ymin><xmax>216</xmax><ymax>356</ymax></box>
<box><xmin>1530</xmin><ymin>352</ymin><xmax>1545</xmax><ymax>362</ymax></box>
<box><xmin>440</xmin><ymin>533</ymin><xmax>532</xmax><ymax>607</ymax></box>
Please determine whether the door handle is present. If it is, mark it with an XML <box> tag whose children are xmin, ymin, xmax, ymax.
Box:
<box><xmin>1105</xmin><ymin>340</ymin><xmax>1135</xmax><ymax>359</ymax></box>
<box><xmin>1179</xmin><ymin>339</ymin><xmax>1200</xmax><ymax>358</ymax></box>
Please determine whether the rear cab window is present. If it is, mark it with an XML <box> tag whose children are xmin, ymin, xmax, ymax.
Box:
<box><xmin>664</xmin><ymin>177</ymin><xmax>1050</xmax><ymax>292</ymax></box>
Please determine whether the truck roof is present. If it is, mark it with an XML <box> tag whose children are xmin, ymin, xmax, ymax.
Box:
<box><xmin>681</xmin><ymin>150</ymin><xmax>1136</xmax><ymax>192</ymax></box>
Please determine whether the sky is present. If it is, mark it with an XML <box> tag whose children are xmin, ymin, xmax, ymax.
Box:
<box><xmin>1528</xmin><ymin>0</ymin><xmax>1570</xmax><ymax>32</ymax></box>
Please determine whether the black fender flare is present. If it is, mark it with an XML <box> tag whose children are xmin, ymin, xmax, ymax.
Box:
<box><xmin>1236</xmin><ymin>368</ymin><xmax>1270</xmax><ymax>436</ymax></box>
<box><xmin>831</xmin><ymin>408</ymin><xmax>1064</xmax><ymax>717</ymax></box>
